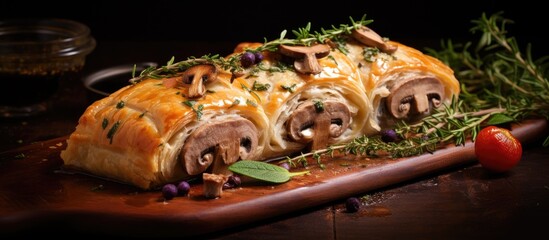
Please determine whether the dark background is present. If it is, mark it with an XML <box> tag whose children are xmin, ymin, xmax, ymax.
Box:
<box><xmin>1</xmin><ymin>0</ymin><xmax>546</xmax><ymax>61</ymax></box>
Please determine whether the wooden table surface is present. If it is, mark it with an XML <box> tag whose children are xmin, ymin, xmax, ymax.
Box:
<box><xmin>1</xmin><ymin>41</ymin><xmax>548</xmax><ymax>239</ymax></box>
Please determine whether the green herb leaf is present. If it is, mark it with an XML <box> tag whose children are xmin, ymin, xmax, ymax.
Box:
<box><xmin>281</xmin><ymin>84</ymin><xmax>296</xmax><ymax>93</ymax></box>
<box><xmin>167</xmin><ymin>56</ymin><xmax>175</xmax><ymax>66</ymax></box>
<box><xmin>313</xmin><ymin>100</ymin><xmax>324</xmax><ymax>112</ymax></box>
<box><xmin>486</xmin><ymin>113</ymin><xmax>515</xmax><ymax>125</ymax></box>
<box><xmin>362</xmin><ymin>47</ymin><xmax>380</xmax><ymax>62</ymax></box>
<box><xmin>252</xmin><ymin>81</ymin><xmax>271</xmax><ymax>91</ymax></box>
<box><xmin>183</xmin><ymin>100</ymin><xmax>204</xmax><ymax>120</ymax></box>
<box><xmin>116</xmin><ymin>101</ymin><xmax>125</xmax><ymax>109</ymax></box>
<box><xmin>195</xmin><ymin>104</ymin><xmax>204</xmax><ymax>120</ymax></box>
<box><xmin>107</xmin><ymin>121</ymin><xmax>121</xmax><ymax>144</ymax></box>
<box><xmin>229</xmin><ymin>98</ymin><xmax>240</xmax><ymax>108</ymax></box>
<box><xmin>183</xmin><ymin>100</ymin><xmax>196</xmax><ymax>107</ymax></box>
<box><xmin>228</xmin><ymin>160</ymin><xmax>309</xmax><ymax>183</ymax></box>
<box><xmin>102</xmin><ymin>118</ymin><xmax>108</xmax><ymax>129</ymax></box>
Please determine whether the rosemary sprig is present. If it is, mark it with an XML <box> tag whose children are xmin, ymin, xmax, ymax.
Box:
<box><xmin>284</xmin><ymin>12</ymin><xmax>549</xmax><ymax>167</ymax></box>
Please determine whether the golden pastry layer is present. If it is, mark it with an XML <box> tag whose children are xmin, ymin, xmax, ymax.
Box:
<box><xmin>61</xmin><ymin>23</ymin><xmax>459</xmax><ymax>190</ymax></box>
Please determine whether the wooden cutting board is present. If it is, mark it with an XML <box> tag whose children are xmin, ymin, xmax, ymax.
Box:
<box><xmin>1</xmin><ymin>119</ymin><xmax>547</xmax><ymax>237</ymax></box>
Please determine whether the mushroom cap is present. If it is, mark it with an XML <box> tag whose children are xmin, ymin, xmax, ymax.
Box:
<box><xmin>352</xmin><ymin>26</ymin><xmax>398</xmax><ymax>54</ymax></box>
<box><xmin>386</xmin><ymin>77</ymin><xmax>445</xmax><ymax>120</ymax></box>
<box><xmin>180</xmin><ymin>64</ymin><xmax>218</xmax><ymax>98</ymax></box>
<box><xmin>181</xmin><ymin>64</ymin><xmax>218</xmax><ymax>84</ymax></box>
<box><xmin>278</xmin><ymin>44</ymin><xmax>331</xmax><ymax>58</ymax></box>
<box><xmin>278</xmin><ymin>44</ymin><xmax>331</xmax><ymax>75</ymax></box>
<box><xmin>181</xmin><ymin>118</ymin><xmax>259</xmax><ymax>176</ymax></box>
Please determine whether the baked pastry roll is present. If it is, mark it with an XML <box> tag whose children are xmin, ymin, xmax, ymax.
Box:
<box><xmin>61</xmin><ymin>67</ymin><xmax>269</xmax><ymax>189</ymax></box>
<box><xmin>61</xmin><ymin>24</ymin><xmax>460</xmax><ymax>191</ymax></box>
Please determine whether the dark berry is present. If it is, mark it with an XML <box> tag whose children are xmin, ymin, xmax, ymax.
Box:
<box><xmin>162</xmin><ymin>183</ymin><xmax>178</xmax><ymax>200</ymax></box>
<box><xmin>345</xmin><ymin>197</ymin><xmax>361</xmax><ymax>213</ymax></box>
<box><xmin>229</xmin><ymin>175</ymin><xmax>241</xmax><ymax>186</ymax></box>
<box><xmin>381</xmin><ymin>129</ymin><xmax>399</xmax><ymax>142</ymax></box>
<box><xmin>278</xmin><ymin>162</ymin><xmax>291</xmax><ymax>170</ymax></box>
<box><xmin>176</xmin><ymin>181</ymin><xmax>190</xmax><ymax>196</ymax></box>
<box><xmin>223</xmin><ymin>175</ymin><xmax>242</xmax><ymax>189</ymax></box>
<box><xmin>240</xmin><ymin>52</ymin><xmax>255</xmax><ymax>68</ymax></box>
<box><xmin>254</xmin><ymin>52</ymin><xmax>264</xmax><ymax>64</ymax></box>
<box><xmin>222</xmin><ymin>182</ymin><xmax>232</xmax><ymax>189</ymax></box>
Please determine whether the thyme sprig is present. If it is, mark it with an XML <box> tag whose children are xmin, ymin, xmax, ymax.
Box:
<box><xmin>129</xmin><ymin>15</ymin><xmax>373</xmax><ymax>84</ymax></box>
<box><xmin>255</xmin><ymin>15</ymin><xmax>372</xmax><ymax>52</ymax></box>
<box><xmin>285</xmin><ymin>98</ymin><xmax>505</xmax><ymax>167</ymax></box>
<box><xmin>427</xmin><ymin>12</ymin><xmax>549</xmax><ymax>123</ymax></box>
<box><xmin>284</xmin><ymin>12</ymin><xmax>549</xmax><ymax>167</ymax></box>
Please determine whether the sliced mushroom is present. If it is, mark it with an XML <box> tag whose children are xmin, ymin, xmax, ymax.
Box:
<box><xmin>278</xmin><ymin>44</ymin><xmax>331</xmax><ymax>75</ymax></box>
<box><xmin>202</xmin><ymin>141</ymin><xmax>241</xmax><ymax>199</ymax></box>
<box><xmin>352</xmin><ymin>26</ymin><xmax>398</xmax><ymax>54</ymax></box>
<box><xmin>286</xmin><ymin>100</ymin><xmax>351</xmax><ymax>150</ymax></box>
<box><xmin>386</xmin><ymin>77</ymin><xmax>445</xmax><ymax>120</ymax></box>
<box><xmin>203</xmin><ymin>173</ymin><xmax>229</xmax><ymax>199</ymax></box>
<box><xmin>181</xmin><ymin>118</ymin><xmax>258</xmax><ymax>176</ymax></box>
<box><xmin>181</xmin><ymin>64</ymin><xmax>218</xmax><ymax>98</ymax></box>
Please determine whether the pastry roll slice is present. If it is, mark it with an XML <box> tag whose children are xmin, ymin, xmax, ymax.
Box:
<box><xmin>61</xmin><ymin>65</ymin><xmax>269</xmax><ymax>189</ymax></box>
<box><xmin>343</xmin><ymin>28</ymin><xmax>460</xmax><ymax>130</ymax></box>
<box><xmin>231</xmin><ymin>43</ymin><xmax>371</xmax><ymax>159</ymax></box>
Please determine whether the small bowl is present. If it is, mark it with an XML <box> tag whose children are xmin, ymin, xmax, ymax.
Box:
<box><xmin>0</xmin><ymin>18</ymin><xmax>96</xmax><ymax>118</ymax></box>
<box><xmin>83</xmin><ymin>62</ymin><xmax>158</xmax><ymax>101</ymax></box>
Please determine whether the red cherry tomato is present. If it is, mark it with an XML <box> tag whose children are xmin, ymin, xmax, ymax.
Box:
<box><xmin>474</xmin><ymin>126</ymin><xmax>522</xmax><ymax>172</ymax></box>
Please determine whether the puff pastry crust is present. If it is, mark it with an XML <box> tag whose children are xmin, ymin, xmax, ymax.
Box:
<box><xmin>61</xmin><ymin>27</ymin><xmax>459</xmax><ymax>190</ymax></box>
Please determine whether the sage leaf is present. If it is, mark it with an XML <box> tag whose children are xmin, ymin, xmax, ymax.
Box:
<box><xmin>486</xmin><ymin>113</ymin><xmax>514</xmax><ymax>125</ymax></box>
<box><xmin>228</xmin><ymin>160</ymin><xmax>309</xmax><ymax>183</ymax></box>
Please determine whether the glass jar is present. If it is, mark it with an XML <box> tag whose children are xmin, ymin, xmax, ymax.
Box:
<box><xmin>0</xmin><ymin>18</ymin><xmax>96</xmax><ymax>118</ymax></box>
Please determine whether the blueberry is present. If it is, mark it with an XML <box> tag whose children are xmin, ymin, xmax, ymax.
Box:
<box><xmin>162</xmin><ymin>183</ymin><xmax>178</xmax><ymax>200</ymax></box>
<box><xmin>381</xmin><ymin>129</ymin><xmax>400</xmax><ymax>142</ymax></box>
<box><xmin>254</xmin><ymin>52</ymin><xmax>264</xmax><ymax>64</ymax></box>
<box><xmin>345</xmin><ymin>197</ymin><xmax>361</xmax><ymax>213</ymax></box>
<box><xmin>177</xmin><ymin>181</ymin><xmax>190</xmax><ymax>196</ymax></box>
<box><xmin>240</xmin><ymin>52</ymin><xmax>255</xmax><ymax>68</ymax></box>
